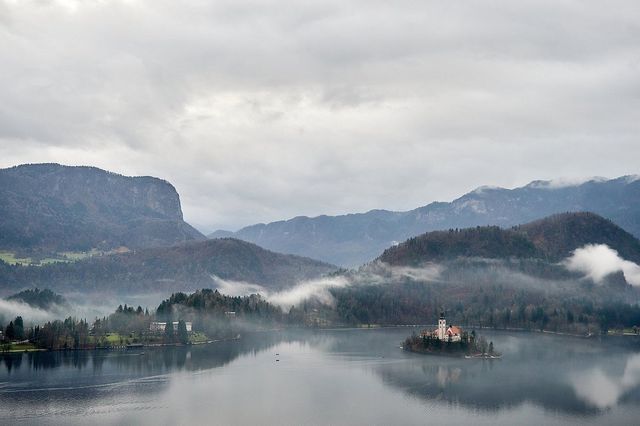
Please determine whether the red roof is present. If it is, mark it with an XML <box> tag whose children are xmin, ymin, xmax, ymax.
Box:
<box><xmin>447</xmin><ymin>326</ymin><xmax>462</xmax><ymax>335</ymax></box>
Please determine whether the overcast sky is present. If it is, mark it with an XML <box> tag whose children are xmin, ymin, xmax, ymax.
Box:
<box><xmin>1</xmin><ymin>1</ymin><xmax>639</xmax><ymax>232</ymax></box>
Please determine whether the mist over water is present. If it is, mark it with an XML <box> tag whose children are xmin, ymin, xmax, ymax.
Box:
<box><xmin>2</xmin><ymin>329</ymin><xmax>640</xmax><ymax>425</ymax></box>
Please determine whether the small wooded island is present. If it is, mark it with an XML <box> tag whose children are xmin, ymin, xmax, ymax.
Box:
<box><xmin>403</xmin><ymin>312</ymin><xmax>501</xmax><ymax>358</ymax></box>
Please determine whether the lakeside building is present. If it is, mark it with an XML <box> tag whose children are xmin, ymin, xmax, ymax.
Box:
<box><xmin>420</xmin><ymin>312</ymin><xmax>462</xmax><ymax>342</ymax></box>
<box><xmin>150</xmin><ymin>321</ymin><xmax>192</xmax><ymax>333</ymax></box>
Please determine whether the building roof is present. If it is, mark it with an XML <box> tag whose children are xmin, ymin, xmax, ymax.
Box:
<box><xmin>447</xmin><ymin>326</ymin><xmax>462</xmax><ymax>335</ymax></box>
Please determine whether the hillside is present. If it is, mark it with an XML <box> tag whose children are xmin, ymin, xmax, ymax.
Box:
<box><xmin>0</xmin><ymin>238</ymin><xmax>337</xmax><ymax>295</ymax></box>
<box><xmin>377</xmin><ymin>227</ymin><xmax>538</xmax><ymax>266</ymax></box>
<box><xmin>379</xmin><ymin>212</ymin><xmax>640</xmax><ymax>266</ymax></box>
<box><xmin>6</xmin><ymin>288</ymin><xmax>68</xmax><ymax>310</ymax></box>
<box><xmin>211</xmin><ymin>176</ymin><xmax>640</xmax><ymax>267</ymax></box>
<box><xmin>0</xmin><ymin>163</ymin><xmax>205</xmax><ymax>254</ymax></box>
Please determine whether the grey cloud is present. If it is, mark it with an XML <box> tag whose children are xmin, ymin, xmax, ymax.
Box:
<box><xmin>1</xmin><ymin>1</ymin><xmax>639</xmax><ymax>232</ymax></box>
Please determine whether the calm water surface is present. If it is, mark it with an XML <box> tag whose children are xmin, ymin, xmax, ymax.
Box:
<box><xmin>2</xmin><ymin>328</ymin><xmax>640</xmax><ymax>425</ymax></box>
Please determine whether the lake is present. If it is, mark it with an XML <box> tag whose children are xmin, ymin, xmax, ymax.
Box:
<box><xmin>2</xmin><ymin>328</ymin><xmax>640</xmax><ymax>425</ymax></box>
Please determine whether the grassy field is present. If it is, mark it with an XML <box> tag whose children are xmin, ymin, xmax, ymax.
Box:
<box><xmin>0</xmin><ymin>250</ymin><xmax>97</xmax><ymax>266</ymax></box>
<box><xmin>1</xmin><ymin>342</ymin><xmax>43</xmax><ymax>353</ymax></box>
<box><xmin>190</xmin><ymin>332</ymin><xmax>209</xmax><ymax>343</ymax></box>
<box><xmin>0</xmin><ymin>251</ymin><xmax>34</xmax><ymax>265</ymax></box>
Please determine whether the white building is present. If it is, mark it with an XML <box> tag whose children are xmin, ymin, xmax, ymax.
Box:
<box><xmin>150</xmin><ymin>321</ymin><xmax>192</xmax><ymax>333</ymax></box>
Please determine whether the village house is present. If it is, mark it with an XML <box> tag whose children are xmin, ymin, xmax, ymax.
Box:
<box><xmin>420</xmin><ymin>312</ymin><xmax>462</xmax><ymax>342</ymax></box>
<box><xmin>149</xmin><ymin>321</ymin><xmax>192</xmax><ymax>333</ymax></box>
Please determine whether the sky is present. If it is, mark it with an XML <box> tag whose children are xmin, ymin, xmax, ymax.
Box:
<box><xmin>1</xmin><ymin>0</ymin><xmax>639</xmax><ymax>233</ymax></box>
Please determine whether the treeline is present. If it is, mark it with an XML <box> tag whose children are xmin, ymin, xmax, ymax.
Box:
<box><xmin>329</xmin><ymin>279</ymin><xmax>640</xmax><ymax>334</ymax></box>
<box><xmin>379</xmin><ymin>212</ymin><xmax>640</xmax><ymax>266</ymax></box>
<box><xmin>1</xmin><ymin>315</ymin><xmax>91</xmax><ymax>351</ymax></box>
<box><xmin>6</xmin><ymin>288</ymin><xmax>67</xmax><ymax>310</ymax></box>
<box><xmin>1</xmin><ymin>304</ymin><xmax>153</xmax><ymax>351</ymax></box>
<box><xmin>156</xmin><ymin>289</ymin><xmax>284</xmax><ymax>338</ymax></box>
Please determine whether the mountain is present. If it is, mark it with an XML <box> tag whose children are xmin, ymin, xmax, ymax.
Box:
<box><xmin>326</xmin><ymin>212</ymin><xmax>640</xmax><ymax>329</ymax></box>
<box><xmin>0</xmin><ymin>163</ymin><xmax>205</xmax><ymax>254</ymax></box>
<box><xmin>0</xmin><ymin>238</ymin><xmax>337</xmax><ymax>295</ymax></box>
<box><xmin>378</xmin><ymin>212</ymin><xmax>640</xmax><ymax>266</ymax></box>
<box><xmin>211</xmin><ymin>176</ymin><xmax>640</xmax><ymax>267</ymax></box>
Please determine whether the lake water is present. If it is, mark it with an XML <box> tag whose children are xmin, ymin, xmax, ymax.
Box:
<box><xmin>2</xmin><ymin>328</ymin><xmax>640</xmax><ymax>425</ymax></box>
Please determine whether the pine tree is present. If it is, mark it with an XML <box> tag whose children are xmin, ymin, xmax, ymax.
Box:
<box><xmin>14</xmin><ymin>316</ymin><xmax>24</xmax><ymax>340</ymax></box>
<box><xmin>163</xmin><ymin>321</ymin><xmax>174</xmax><ymax>343</ymax></box>
<box><xmin>177</xmin><ymin>320</ymin><xmax>189</xmax><ymax>345</ymax></box>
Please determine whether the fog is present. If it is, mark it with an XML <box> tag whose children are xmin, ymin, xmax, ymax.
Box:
<box><xmin>208</xmin><ymin>258</ymin><xmax>582</xmax><ymax>309</ymax></box>
<box><xmin>3</xmin><ymin>244</ymin><xmax>637</xmax><ymax>325</ymax></box>
<box><xmin>267</xmin><ymin>276</ymin><xmax>350</xmax><ymax>308</ymax></box>
<box><xmin>0</xmin><ymin>298</ymin><xmax>59</xmax><ymax>325</ymax></box>
<box><xmin>210</xmin><ymin>275</ymin><xmax>267</xmax><ymax>297</ymax></box>
<box><xmin>563</xmin><ymin>244</ymin><xmax>640</xmax><ymax>286</ymax></box>
<box><xmin>0</xmin><ymin>291</ymin><xmax>168</xmax><ymax>327</ymax></box>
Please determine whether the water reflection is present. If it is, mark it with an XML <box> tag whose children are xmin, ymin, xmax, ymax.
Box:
<box><xmin>570</xmin><ymin>353</ymin><xmax>640</xmax><ymax>409</ymax></box>
<box><xmin>2</xmin><ymin>329</ymin><xmax>640</xmax><ymax>423</ymax></box>
<box><xmin>361</xmin><ymin>330</ymin><xmax>640</xmax><ymax>416</ymax></box>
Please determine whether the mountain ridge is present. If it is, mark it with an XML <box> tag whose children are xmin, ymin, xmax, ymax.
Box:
<box><xmin>210</xmin><ymin>176</ymin><xmax>640</xmax><ymax>266</ymax></box>
<box><xmin>0</xmin><ymin>238</ymin><xmax>337</xmax><ymax>296</ymax></box>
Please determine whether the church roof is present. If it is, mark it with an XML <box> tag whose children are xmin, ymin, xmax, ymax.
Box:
<box><xmin>447</xmin><ymin>326</ymin><xmax>462</xmax><ymax>335</ymax></box>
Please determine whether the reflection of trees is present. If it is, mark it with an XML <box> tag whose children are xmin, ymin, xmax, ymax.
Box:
<box><xmin>0</xmin><ymin>333</ymin><xmax>299</xmax><ymax>412</ymax></box>
<box><xmin>0</xmin><ymin>353</ymin><xmax>22</xmax><ymax>373</ymax></box>
<box><xmin>1</xmin><ymin>333</ymin><xmax>294</xmax><ymax>376</ymax></box>
<box><xmin>3</xmin><ymin>329</ymin><xmax>640</xmax><ymax>418</ymax></box>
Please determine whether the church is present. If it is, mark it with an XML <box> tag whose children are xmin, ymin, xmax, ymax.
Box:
<box><xmin>420</xmin><ymin>312</ymin><xmax>462</xmax><ymax>342</ymax></box>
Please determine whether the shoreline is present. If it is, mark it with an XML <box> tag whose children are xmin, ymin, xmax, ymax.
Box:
<box><xmin>1</xmin><ymin>335</ymin><xmax>241</xmax><ymax>354</ymax></box>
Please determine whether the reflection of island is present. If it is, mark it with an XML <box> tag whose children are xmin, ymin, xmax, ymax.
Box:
<box><xmin>3</xmin><ymin>328</ymin><xmax>640</xmax><ymax>420</ymax></box>
<box><xmin>383</xmin><ymin>333</ymin><xmax>640</xmax><ymax>416</ymax></box>
<box><xmin>403</xmin><ymin>312</ymin><xmax>499</xmax><ymax>358</ymax></box>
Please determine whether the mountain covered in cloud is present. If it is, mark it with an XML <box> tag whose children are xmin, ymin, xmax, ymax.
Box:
<box><xmin>211</xmin><ymin>176</ymin><xmax>640</xmax><ymax>267</ymax></box>
<box><xmin>0</xmin><ymin>163</ymin><xmax>205</xmax><ymax>254</ymax></box>
<box><xmin>0</xmin><ymin>238</ymin><xmax>336</xmax><ymax>296</ymax></box>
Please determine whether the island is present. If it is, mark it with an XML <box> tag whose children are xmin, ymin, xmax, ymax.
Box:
<box><xmin>403</xmin><ymin>312</ymin><xmax>501</xmax><ymax>358</ymax></box>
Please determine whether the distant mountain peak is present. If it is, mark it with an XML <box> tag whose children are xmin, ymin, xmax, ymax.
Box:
<box><xmin>211</xmin><ymin>174</ymin><xmax>640</xmax><ymax>267</ymax></box>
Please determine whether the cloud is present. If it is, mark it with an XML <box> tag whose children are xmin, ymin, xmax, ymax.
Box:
<box><xmin>209</xmin><ymin>275</ymin><xmax>267</xmax><ymax>297</ymax></box>
<box><xmin>526</xmin><ymin>176</ymin><xmax>608</xmax><ymax>189</ymax></box>
<box><xmin>266</xmin><ymin>262</ymin><xmax>443</xmax><ymax>308</ymax></box>
<box><xmin>1</xmin><ymin>1</ymin><xmax>640</xmax><ymax>231</ymax></box>
<box><xmin>267</xmin><ymin>276</ymin><xmax>350</xmax><ymax>308</ymax></box>
<box><xmin>563</xmin><ymin>244</ymin><xmax>640</xmax><ymax>286</ymax></box>
<box><xmin>0</xmin><ymin>299</ymin><xmax>58</xmax><ymax>324</ymax></box>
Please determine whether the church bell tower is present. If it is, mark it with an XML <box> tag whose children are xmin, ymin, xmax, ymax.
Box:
<box><xmin>438</xmin><ymin>311</ymin><xmax>446</xmax><ymax>340</ymax></box>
